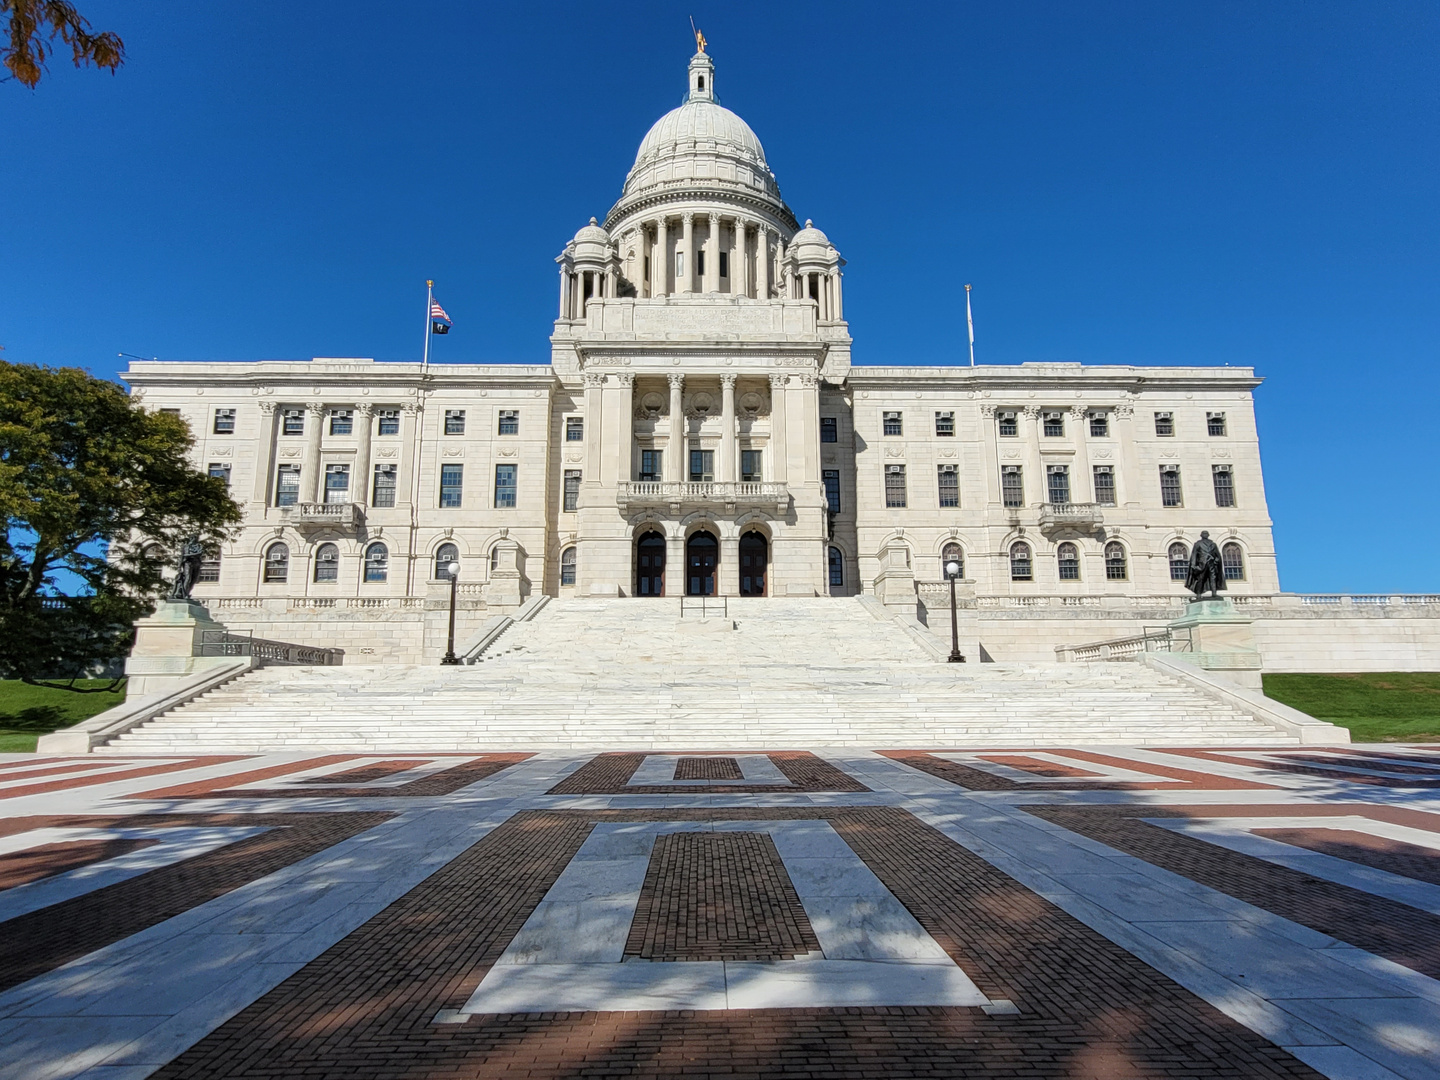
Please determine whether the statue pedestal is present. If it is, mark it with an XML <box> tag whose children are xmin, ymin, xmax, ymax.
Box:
<box><xmin>1167</xmin><ymin>599</ymin><xmax>1263</xmax><ymax>690</ymax></box>
<box><xmin>874</xmin><ymin>541</ymin><xmax>917</xmax><ymax>612</ymax></box>
<box><xmin>484</xmin><ymin>538</ymin><xmax>527</xmax><ymax>613</ymax></box>
<box><xmin>125</xmin><ymin>600</ymin><xmax>237</xmax><ymax>696</ymax></box>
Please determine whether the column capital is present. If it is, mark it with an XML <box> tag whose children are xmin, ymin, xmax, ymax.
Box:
<box><xmin>682</xmin><ymin>211</ymin><xmax>694</xmax><ymax>224</ymax></box>
<box><xmin>402</xmin><ymin>402</ymin><xmax>421</xmax><ymax>414</ymax></box>
<box><xmin>1113</xmin><ymin>403</ymin><xmax>1134</xmax><ymax>419</ymax></box>
<box><xmin>720</xmin><ymin>373</ymin><xmax>738</xmax><ymax>390</ymax></box>
<box><xmin>1068</xmin><ymin>404</ymin><xmax>1088</xmax><ymax>421</ymax></box>
<box><xmin>258</xmin><ymin>400</ymin><xmax>277</xmax><ymax>415</ymax></box>
<box><xmin>708</xmin><ymin>210</ymin><xmax>720</xmax><ymax>225</ymax></box>
<box><xmin>356</xmin><ymin>402</ymin><xmax>375</xmax><ymax>417</ymax></box>
<box><xmin>612</xmin><ymin>372</ymin><xmax>635</xmax><ymax>389</ymax></box>
<box><xmin>582</xmin><ymin>372</ymin><xmax>606</xmax><ymax>389</ymax></box>
<box><xmin>667</xmin><ymin>372</ymin><xmax>686</xmax><ymax>390</ymax></box>
<box><xmin>305</xmin><ymin>401</ymin><xmax>325</xmax><ymax>415</ymax></box>
<box><xmin>768</xmin><ymin>373</ymin><xmax>789</xmax><ymax>391</ymax></box>
<box><xmin>1023</xmin><ymin>405</ymin><xmax>1043</xmax><ymax>420</ymax></box>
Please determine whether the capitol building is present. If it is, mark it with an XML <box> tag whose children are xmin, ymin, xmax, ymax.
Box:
<box><xmin>126</xmin><ymin>46</ymin><xmax>1360</xmax><ymax>668</ymax></box>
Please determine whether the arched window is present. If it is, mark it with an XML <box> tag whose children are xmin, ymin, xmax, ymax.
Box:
<box><xmin>1222</xmin><ymin>542</ymin><xmax>1246</xmax><ymax>581</ymax></box>
<box><xmin>1057</xmin><ymin>542</ymin><xmax>1080</xmax><ymax>581</ymax></box>
<box><xmin>364</xmin><ymin>542</ymin><xmax>388</xmax><ymax>583</ymax></box>
<box><xmin>560</xmin><ymin>546</ymin><xmax>577</xmax><ymax>586</ymax></box>
<box><xmin>263</xmin><ymin>542</ymin><xmax>289</xmax><ymax>583</ymax></box>
<box><xmin>434</xmin><ymin>542</ymin><xmax>459</xmax><ymax>581</ymax></box>
<box><xmin>1010</xmin><ymin>541</ymin><xmax>1032</xmax><ymax>581</ymax></box>
<box><xmin>1104</xmin><ymin>541</ymin><xmax>1128</xmax><ymax>580</ymax></box>
<box><xmin>1169</xmin><ymin>542</ymin><xmax>1189</xmax><ymax>581</ymax></box>
<box><xmin>941</xmin><ymin>542</ymin><xmax>964</xmax><ymax>580</ymax></box>
<box><xmin>490</xmin><ymin>546</ymin><xmax>500</xmax><ymax>574</ymax></box>
<box><xmin>828</xmin><ymin>546</ymin><xmax>844</xmax><ymax>587</ymax></box>
<box><xmin>313</xmin><ymin>542</ymin><xmax>339</xmax><ymax>583</ymax></box>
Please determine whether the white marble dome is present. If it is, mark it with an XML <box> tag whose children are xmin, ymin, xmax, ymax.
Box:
<box><xmin>632</xmin><ymin>100</ymin><xmax>768</xmax><ymax>174</ymax></box>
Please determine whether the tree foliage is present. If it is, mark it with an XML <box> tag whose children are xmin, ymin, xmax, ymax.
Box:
<box><xmin>2</xmin><ymin>0</ymin><xmax>123</xmax><ymax>88</ymax></box>
<box><xmin>0</xmin><ymin>362</ymin><xmax>241</xmax><ymax>687</ymax></box>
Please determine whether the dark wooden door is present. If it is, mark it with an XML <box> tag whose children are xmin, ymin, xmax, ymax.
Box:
<box><xmin>636</xmin><ymin>533</ymin><xmax>666</xmax><ymax>596</ymax></box>
<box><xmin>739</xmin><ymin>532</ymin><xmax>767</xmax><ymax>596</ymax></box>
<box><xmin>686</xmin><ymin>531</ymin><xmax>718</xmax><ymax>596</ymax></box>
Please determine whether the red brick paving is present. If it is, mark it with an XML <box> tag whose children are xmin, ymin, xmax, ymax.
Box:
<box><xmin>137</xmin><ymin>754</ymin><xmax>529</xmax><ymax>799</ymax></box>
<box><xmin>548</xmin><ymin>751</ymin><xmax>869</xmax><ymax>794</ymax></box>
<box><xmin>148</xmin><ymin>806</ymin><xmax>1321</xmax><ymax>1079</ymax></box>
<box><xmin>673</xmin><ymin>756</ymin><xmax>744</xmax><ymax>781</ymax></box>
<box><xmin>0</xmin><ymin>837</ymin><xmax>159</xmax><ymax>891</ymax></box>
<box><xmin>624</xmin><ymin>831</ymin><xmax>820</xmax><ymax>961</ymax></box>
<box><xmin>1172</xmin><ymin>749</ymin><xmax>1440</xmax><ymax>787</ymax></box>
<box><xmin>1026</xmin><ymin>804</ymin><xmax>1440</xmax><ymax>980</ymax></box>
<box><xmin>303</xmin><ymin>759</ymin><xmax>425</xmax><ymax>784</ymax></box>
<box><xmin>1257</xmin><ymin>827</ymin><xmax>1440</xmax><ymax>887</ymax></box>
<box><xmin>0</xmin><ymin>811</ymin><xmax>392</xmax><ymax>993</ymax></box>
<box><xmin>980</xmin><ymin>755</ymin><xmax>1102</xmax><ymax>778</ymax></box>
<box><xmin>879</xmin><ymin>749</ymin><xmax>1270</xmax><ymax>791</ymax></box>
<box><xmin>0</xmin><ymin>756</ymin><xmax>246</xmax><ymax>800</ymax></box>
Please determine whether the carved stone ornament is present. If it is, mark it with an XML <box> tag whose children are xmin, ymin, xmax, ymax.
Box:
<box><xmin>1001</xmin><ymin>449</ymin><xmax>1021</xmax><ymax>459</ymax></box>
<box><xmin>591</xmin><ymin>357</ymin><xmax>633</xmax><ymax>367</ymax></box>
<box><xmin>210</xmin><ymin>446</ymin><xmax>233</xmax><ymax>457</ymax></box>
<box><xmin>402</xmin><ymin>403</ymin><xmax>421</xmax><ymax>414</ymax></box>
<box><xmin>769</xmin><ymin>374</ymin><xmax>789</xmax><ymax>391</ymax></box>
<box><xmin>613</xmin><ymin>372</ymin><xmax>635</xmax><ymax>389</ymax></box>
<box><xmin>1022</xmin><ymin>405</ymin><xmax>1042</xmax><ymax>420</ymax></box>
<box><xmin>798</xmin><ymin>374</ymin><xmax>818</xmax><ymax>388</ymax></box>
<box><xmin>667</xmin><ymin>373</ymin><xmax>685</xmax><ymax>389</ymax></box>
<box><xmin>280</xmin><ymin>447</ymin><xmax>303</xmax><ymax>459</ymax></box>
<box><xmin>884</xmin><ymin>447</ymin><xmax>904</xmax><ymax>459</ymax></box>
<box><xmin>497</xmin><ymin>447</ymin><xmax>518</xmax><ymax>458</ymax></box>
<box><xmin>1069</xmin><ymin>406</ymin><xmax>1087</xmax><ymax>420</ymax></box>
<box><xmin>194</xmin><ymin>388</ymin><xmax>204</xmax><ymax>396</ymax></box>
<box><xmin>564</xmin><ymin>451</ymin><xmax>582</xmax><ymax>463</ymax></box>
<box><xmin>979</xmin><ymin>404</ymin><xmax>997</xmax><ymax>418</ymax></box>
<box><xmin>1212</xmin><ymin>448</ymin><xmax>1232</xmax><ymax>459</ymax></box>
<box><xmin>1093</xmin><ymin>448</ymin><xmax>1114</xmax><ymax>459</ymax></box>
<box><xmin>582</xmin><ymin>373</ymin><xmax>606</xmax><ymax>389</ymax></box>
<box><xmin>356</xmin><ymin>402</ymin><xmax>375</xmax><ymax>416</ymax></box>
<box><xmin>442</xmin><ymin>446</ymin><xmax>465</xmax><ymax>458</ymax></box>
<box><xmin>720</xmin><ymin>373</ymin><xmax>738</xmax><ymax>390</ymax></box>
<box><xmin>1113</xmin><ymin>403</ymin><xmax>1134</xmax><ymax>419</ymax></box>
<box><xmin>257</xmin><ymin>400</ymin><xmax>276</xmax><ymax>414</ymax></box>
<box><xmin>859</xmin><ymin>390</ymin><xmax>869</xmax><ymax>399</ymax></box>
<box><xmin>938</xmin><ymin>449</ymin><xmax>957</xmax><ymax>459</ymax></box>
<box><xmin>375</xmin><ymin>446</ymin><xmax>399</xmax><ymax>459</ymax></box>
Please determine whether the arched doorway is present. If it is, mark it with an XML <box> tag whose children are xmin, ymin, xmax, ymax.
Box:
<box><xmin>739</xmin><ymin>532</ymin><xmax>767</xmax><ymax>596</ymax></box>
<box><xmin>686</xmin><ymin>531</ymin><xmax>718</xmax><ymax>596</ymax></box>
<box><xmin>635</xmin><ymin>532</ymin><xmax>666</xmax><ymax>596</ymax></box>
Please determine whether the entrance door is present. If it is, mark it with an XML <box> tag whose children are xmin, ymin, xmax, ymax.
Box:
<box><xmin>739</xmin><ymin>532</ymin><xmax>767</xmax><ymax>596</ymax></box>
<box><xmin>636</xmin><ymin>532</ymin><xmax>666</xmax><ymax>596</ymax></box>
<box><xmin>686</xmin><ymin>531</ymin><xmax>718</xmax><ymax>596</ymax></box>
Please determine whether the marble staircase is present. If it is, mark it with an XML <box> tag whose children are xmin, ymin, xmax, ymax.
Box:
<box><xmin>102</xmin><ymin>597</ymin><xmax>1299</xmax><ymax>752</ymax></box>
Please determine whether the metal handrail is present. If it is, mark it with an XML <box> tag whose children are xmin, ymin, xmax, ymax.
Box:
<box><xmin>679</xmin><ymin>595</ymin><xmax>728</xmax><ymax>619</ymax></box>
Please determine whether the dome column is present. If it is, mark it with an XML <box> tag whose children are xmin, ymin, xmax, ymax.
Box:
<box><xmin>728</xmin><ymin>218</ymin><xmax>740</xmax><ymax>295</ymax></box>
<box><xmin>558</xmin><ymin>267</ymin><xmax>569</xmax><ymax>319</ymax></box>
<box><xmin>681</xmin><ymin>213</ymin><xmax>695</xmax><ymax>294</ymax></box>
<box><xmin>756</xmin><ymin>226</ymin><xmax>769</xmax><ymax>300</ymax></box>
<box><xmin>654</xmin><ymin>218</ymin><xmax>668</xmax><ymax>297</ymax></box>
<box><xmin>705</xmin><ymin>212</ymin><xmax>720</xmax><ymax>293</ymax></box>
<box><xmin>666</xmin><ymin>374</ymin><xmax>685</xmax><ymax>482</ymax></box>
<box><xmin>833</xmin><ymin>270</ymin><xmax>844</xmax><ymax>320</ymax></box>
<box><xmin>719</xmin><ymin>374</ymin><xmax>737</xmax><ymax>482</ymax></box>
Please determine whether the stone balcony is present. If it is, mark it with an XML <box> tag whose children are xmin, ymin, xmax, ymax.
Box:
<box><xmin>616</xmin><ymin>481</ymin><xmax>789</xmax><ymax>514</ymax></box>
<box><xmin>280</xmin><ymin>502</ymin><xmax>364</xmax><ymax>528</ymax></box>
<box><xmin>1037</xmin><ymin>502</ymin><xmax>1104</xmax><ymax>534</ymax></box>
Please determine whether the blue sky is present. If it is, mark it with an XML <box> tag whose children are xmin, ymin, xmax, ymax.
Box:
<box><xmin>2</xmin><ymin>1</ymin><xmax>1436</xmax><ymax>592</ymax></box>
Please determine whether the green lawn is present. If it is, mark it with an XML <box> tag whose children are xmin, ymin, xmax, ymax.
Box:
<box><xmin>1262</xmin><ymin>672</ymin><xmax>1440</xmax><ymax>742</ymax></box>
<box><xmin>0</xmin><ymin>679</ymin><xmax>128</xmax><ymax>753</ymax></box>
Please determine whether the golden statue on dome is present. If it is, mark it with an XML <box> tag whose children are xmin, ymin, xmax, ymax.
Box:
<box><xmin>690</xmin><ymin>17</ymin><xmax>707</xmax><ymax>53</ymax></box>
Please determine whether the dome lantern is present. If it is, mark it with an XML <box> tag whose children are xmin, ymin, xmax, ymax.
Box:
<box><xmin>688</xmin><ymin>50</ymin><xmax>715</xmax><ymax>103</ymax></box>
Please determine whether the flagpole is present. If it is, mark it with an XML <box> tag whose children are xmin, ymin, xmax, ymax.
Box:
<box><xmin>965</xmin><ymin>283</ymin><xmax>975</xmax><ymax>367</ymax></box>
<box><xmin>422</xmin><ymin>279</ymin><xmax>434</xmax><ymax>374</ymax></box>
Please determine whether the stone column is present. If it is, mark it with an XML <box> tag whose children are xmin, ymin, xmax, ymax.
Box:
<box><xmin>558</xmin><ymin>267</ymin><xmax>570</xmax><ymax>318</ymax></box>
<box><xmin>354</xmin><ymin>403</ymin><xmax>374</xmax><ymax>507</ymax></box>
<box><xmin>775</xmin><ymin>237</ymin><xmax>786</xmax><ymax>296</ymax></box>
<box><xmin>604</xmin><ymin>373</ymin><xmax>635</xmax><ymax>486</ymax></box>
<box><xmin>605</xmin><ymin>265</ymin><xmax>617</xmax><ymax>298</ymax></box>
<box><xmin>583</xmin><ymin>373</ymin><xmax>605</xmax><ymax>481</ymax></box>
<box><xmin>1068</xmin><ymin>405</ymin><xmax>1090</xmax><ymax>502</ymax></box>
<box><xmin>633</xmin><ymin>225</ymin><xmax>647</xmax><ymax>294</ymax></box>
<box><xmin>667</xmin><ymin>373</ymin><xmax>685</xmax><ymax>482</ymax></box>
<box><xmin>832</xmin><ymin>271</ymin><xmax>843</xmax><ymax>320</ymax></box>
<box><xmin>719</xmin><ymin>374</ymin><xmax>737</xmax><ymax>482</ymax></box>
<box><xmin>728</xmin><ymin>219</ymin><xmax>740</xmax><ymax>295</ymax></box>
<box><xmin>302</xmin><ymin>401</ymin><xmax>325</xmax><ymax>503</ymax></box>
<box><xmin>399</xmin><ymin>401</ymin><xmax>421</xmax><ymax>511</ymax></box>
<box><xmin>705</xmin><ymin>212</ymin><xmax>720</xmax><ymax>293</ymax></box>
<box><xmin>654</xmin><ymin>218</ymin><xmax>668</xmax><ymax>297</ymax></box>
<box><xmin>681</xmin><ymin>213</ymin><xmax>695</xmax><ymax>293</ymax></box>
<box><xmin>1114</xmin><ymin>402</ymin><xmax>1141</xmax><ymax>508</ymax></box>
<box><xmin>756</xmin><ymin>226</ymin><xmax>770</xmax><ymax>299</ymax></box>
<box><xmin>255</xmin><ymin>401</ymin><xmax>280</xmax><ymax>505</ymax></box>
<box><xmin>1023</xmin><ymin>406</ymin><xmax>1044</xmax><ymax>509</ymax></box>
<box><xmin>768</xmin><ymin>375</ymin><xmax>788</xmax><ymax>483</ymax></box>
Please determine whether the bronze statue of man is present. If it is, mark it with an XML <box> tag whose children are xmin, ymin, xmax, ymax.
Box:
<box><xmin>169</xmin><ymin>538</ymin><xmax>206</xmax><ymax>601</ymax></box>
<box><xmin>1184</xmin><ymin>531</ymin><xmax>1226</xmax><ymax>598</ymax></box>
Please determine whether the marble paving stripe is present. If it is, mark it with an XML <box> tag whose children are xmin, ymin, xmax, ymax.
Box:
<box><xmin>1260</xmin><ymin>827</ymin><xmax>1440</xmax><ymax>887</ymax></box>
<box><xmin>0</xmin><ymin>758</ymin><xmax>247</xmax><ymax>801</ymax></box>
<box><xmin>0</xmin><ymin>838</ymin><xmax>157</xmax><ymax>892</ymax></box>
<box><xmin>300</xmin><ymin>759</ymin><xmax>424</xmax><ymax>784</ymax></box>
<box><xmin>0</xmin><ymin>811</ymin><xmax>391</xmax><ymax>993</ymax></box>
<box><xmin>1176</xmin><ymin>750</ymin><xmax>1440</xmax><ymax>788</ymax></box>
<box><xmin>146</xmin><ymin>806</ymin><xmax>1322</xmax><ymax>1080</ymax></box>
<box><xmin>547</xmin><ymin>751</ymin><xmax>869</xmax><ymax>795</ymax></box>
<box><xmin>126</xmin><ymin>756</ymin><xmax>358</xmax><ymax>799</ymax></box>
<box><xmin>877</xmin><ymin>748</ymin><xmax>1272</xmax><ymax>791</ymax></box>
<box><xmin>1027</xmin><ymin>804</ymin><xmax>1440</xmax><ymax>982</ymax></box>
<box><xmin>166</xmin><ymin>753</ymin><xmax>533</xmax><ymax>799</ymax></box>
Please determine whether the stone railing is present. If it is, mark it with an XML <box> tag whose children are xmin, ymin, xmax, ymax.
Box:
<box><xmin>198</xmin><ymin>629</ymin><xmax>343</xmax><ymax>666</ymax></box>
<box><xmin>1056</xmin><ymin>627</ymin><xmax>1185</xmax><ymax>662</ymax></box>
<box><xmin>616</xmin><ymin>481</ymin><xmax>789</xmax><ymax>512</ymax></box>
<box><xmin>1037</xmin><ymin>502</ymin><xmax>1104</xmax><ymax>532</ymax></box>
<box><xmin>281</xmin><ymin>502</ymin><xmax>363</xmax><ymax>527</ymax></box>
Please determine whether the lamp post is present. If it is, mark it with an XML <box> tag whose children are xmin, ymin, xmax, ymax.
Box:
<box><xmin>440</xmin><ymin>560</ymin><xmax>462</xmax><ymax>665</ymax></box>
<box><xmin>945</xmin><ymin>559</ymin><xmax>965</xmax><ymax>663</ymax></box>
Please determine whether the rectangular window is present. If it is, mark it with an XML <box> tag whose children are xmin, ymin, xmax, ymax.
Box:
<box><xmin>493</xmin><ymin>464</ymin><xmax>515</xmax><ymax>508</ymax></box>
<box><xmin>1047</xmin><ymin>464</ymin><xmax>1070</xmax><ymax>504</ymax></box>
<box><xmin>741</xmin><ymin>449</ymin><xmax>762</xmax><ymax>482</ymax></box>
<box><xmin>377</xmin><ymin>409</ymin><xmax>400</xmax><ymax>436</ymax></box>
<box><xmin>197</xmin><ymin>548</ymin><xmax>221</xmax><ymax>584</ymax></box>
<box><xmin>1154</xmin><ymin>411</ymin><xmax>1174</xmax><ymax>437</ymax></box>
<box><xmin>282</xmin><ymin>409</ymin><xmax>304</xmax><ymax>436</ymax></box>
<box><xmin>997</xmin><ymin>410</ymin><xmax>1018</xmax><ymax>437</ymax></box>
<box><xmin>1092</xmin><ymin>465</ymin><xmax>1115</xmax><ymax>506</ymax></box>
<box><xmin>444</xmin><ymin>409</ymin><xmax>466</xmax><ymax>435</ymax></box>
<box><xmin>639</xmin><ymin>449</ymin><xmax>662</xmax><ymax>481</ymax></box>
<box><xmin>1160</xmin><ymin>466</ymin><xmax>1183</xmax><ymax>507</ymax></box>
<box><xmin>207</xmin><ymin>463</ymin><xmax>231</xmax><ymax>488</ymax></box>
<box><xmin>885</xmin><ymin>464</ymin><xmax>907</xmax><ymax>508</ymax></box>
<box><xmin>937</xmin><ymin>465</ymin><xmax>960</xmax><ymax>508</ymax></box>
<box><xmin>1043</xmin><ymin>411</ymin><xmax>1065</xmax><ymax>437</ymax></box>
<box><xmin>719</xmin><ymin>251</ymin><xmax>729</xmax><ymax>279</ymax></box>
<box><xmin>1212</xmin><ymin>464</ymin><xmax>1235</xmax><ymax>507</ymax></box>
<box><xmin>324</xmin><ymin>464</ymin><xmax>350</xmax><ymax>504</ymax></box>
<box><xmin>1089</xmin><ymin>411</ymin><xmax>1109</xmax><ymax>437</ymax></box>
<box><xmin>440</xmin><ymin>463</ymin><xmax>464</xmax><ymax>508</ymax></box>
<box><xmin>497</xmin><ymin>409</ymin><xmax>519</xmax><ymax>436</ymax></box>
<box><xmin>689</xmin><ymin>449</ymin><xmax>714</xmax><ymax>482</ymax></box>
<box><xmin>563</xmin><ymin>469</ymin><xmax>581</xmax><ymax>512</ymax></box>
<box><xmin>823</xmin><ymin>469</ymin><xmax>841</xmax><ymax>514</ymax></box>
<box><xmin>676</xmin><ymin>251</ymin><xmax>685</xmax><ymax>278</ymax></box>
<box><xmin>882</xmin><ymin>411</ymin><xmax>903</xmax><ymax>436</ymax></box>
<box><xmin>1208</xmin><ymin>411</ymin><xmax>1227</xmax><ymax>437</ymax></box>
<box><xmin>329</xmin><ymin>409</ymin><xmax>353</xmax><ymax>436</ymax></box>
<box><xmin>372</xmin><ymin>464</ymin><xmax>397</xmax><ymax>507</ymax></box>
<box><xmin>820</xmin><ymin>417</ymin><xmax>838</xmax><ymax>443</ymax></box>
<box><xmin>566</xmin><ymin>417</ymin><xmax>584</xmax><ymax>442</ymax></box>
<box><xmin>1002</xmin><ymin>465</ymin><xmax>1023</xmax><ymax>508</ymax></box>
<box><xmin>696</xmin><ymin>250</ymin><xmax>705</xmax><ymax>277</ymax></box>
<box><xmin>934</xmin><ymin>411</ymin><xmax>955</xmax><ymax>437</ymax></box>
<box><xmin>212</xmin><ymin>408</ymin><xmax>235</xmax><ymax>435</ymax></box>
<box><xmin>275</xmin><ymin>464</ymin><xmax>301</xmax><ymax>506</ymax></box>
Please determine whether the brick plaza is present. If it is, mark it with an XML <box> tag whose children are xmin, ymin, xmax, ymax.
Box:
<box><xmin>1</xmin><ymin>745</ymin><xmax>1437</xmax><ymax>1079</ymax></box>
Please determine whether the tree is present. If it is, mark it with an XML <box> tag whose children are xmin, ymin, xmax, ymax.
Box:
<box><xmin>3</xmin><ymin>0</ymin><xmax>123</xmax><ymax>88</ymax></box>
<box><xmin>0</xmin><ymin>361</ymin><xmax>241</xmax><ymax>688</ymax></box>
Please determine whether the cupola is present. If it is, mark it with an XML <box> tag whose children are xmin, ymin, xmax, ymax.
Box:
<box><xmin>688</xmin><ymin>50</ymin><xmax>715</xmax><ymax>103</ymax></box>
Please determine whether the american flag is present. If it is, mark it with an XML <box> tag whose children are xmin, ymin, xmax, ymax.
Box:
<box><xmin>429</xmin><ymin>298</ymin><xmax>451</xmax><ymax>323</ymax></box>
